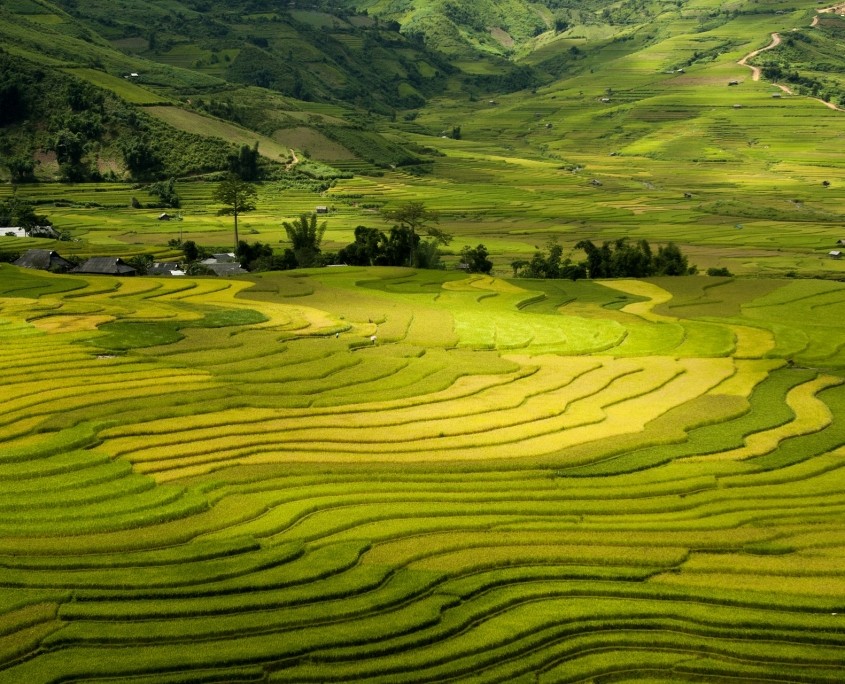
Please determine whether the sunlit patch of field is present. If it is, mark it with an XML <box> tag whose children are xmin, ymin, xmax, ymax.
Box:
<box><xmin>145</xmin><ymin>107</ymin><xmax>292</xmax><ymax>162</ymax></box>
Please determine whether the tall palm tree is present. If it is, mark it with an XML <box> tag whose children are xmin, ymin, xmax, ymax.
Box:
<box><xmin>282</xmin><ymin>213</ymin><xmax>326</xmax><ymax>267</ymax></box>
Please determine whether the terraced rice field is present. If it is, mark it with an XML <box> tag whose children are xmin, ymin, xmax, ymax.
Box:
<box><xmin>0</xmin><ymin>265</ymin><xmax>844</xmax><ymax>682</ymax></box>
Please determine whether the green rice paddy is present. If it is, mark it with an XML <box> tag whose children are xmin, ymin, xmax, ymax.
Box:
<box><xmin>0</xmin><ymin>263</ymin><xmax>843</xmax><ymax>682</ymax></box>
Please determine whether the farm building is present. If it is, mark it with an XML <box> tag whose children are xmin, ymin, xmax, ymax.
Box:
<box><xmin>728</xmin><ymin>80</ymin><xmax>740</xmax><ymax>86</ymax></box>
<box><xmin>72</xmin><ymin>257</ymin><xmax>137</xmax><ymax>276</ymax></box>
<box><xmin>315</xmin><ymin>206</ymin><xmax>329</xmax><ymax>214</ymax></box>
<box><xmin>208</xmin><ymin>253</ymin><xmax>238</xmax><ymax>263</ymax></box>
<box><xmin>199</xmin><ymin>253</ymin><xmax>245</xmax><ymax>276</ymax></box>
<box><xmin>158</xmin><ymin>213</ymin><xmax>172</xmax><ymax>221</ymax></box>
<box><xmin>837</xmin><ymin>239</ymin><xmax>845</xmax><ymax>246</ymax></box>
<box><xmin>204</xmin><ymin>262</ymin><xmax>247</xmax><ymax>277</ymax></box>
<box><xmin>148</xmin><ymin>262</ymin><xmax>184</xmax><ymax>276</ymax></box>
<box><xmin>829</xmin><ymin>250</ymin><xmax>842</xmax><ymax>259</ymax></box>
<box><xmin>14</xmin><ymin>249</ymin><xmax>73</xmax><ymax>273</ymax></box>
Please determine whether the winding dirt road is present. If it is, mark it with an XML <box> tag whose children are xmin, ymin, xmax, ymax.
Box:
<box><xmin>811</xmin><ymin>4</ymin><xmax>845</xmax><ymax>108</ymax></box>
<box><xmin>738</xmin><ymin>32</ymin><xmax>781</xmax><ymax>82</ymax></box>
<box><xmin>736</xmin><ymin>8</ymin><xmax>845</xmax><ymax>111</ymax></box>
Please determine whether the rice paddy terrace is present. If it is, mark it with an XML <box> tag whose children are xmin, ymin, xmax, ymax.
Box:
<box><xmin>3</xmin><ymin>0</ymin><xmax>845</xmax><ymax>680</ymax></box>
<box><xmin>1</xmin><ymin>264</ymin><xmax>845</xmax><ymax>682</ymax></box>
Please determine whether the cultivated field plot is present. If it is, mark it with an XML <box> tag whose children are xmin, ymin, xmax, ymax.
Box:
<box><xmin>1</xmin><ymin>265</ymin><xmax>844</xmax><ymax>682</ymax></box>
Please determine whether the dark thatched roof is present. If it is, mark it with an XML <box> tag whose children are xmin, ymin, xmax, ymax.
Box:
<box><xmin>14</xmin><ymin>249</ymin><xmax>72</xmax><ymax>272</ymax></box>
<box><xmin>148</xmin><ymin>262</ymin><xmax>183</xmax><ymax>276</ymax></box>
<box><xmin>210</xmin><ymin>253</ymin><xmax>238</xmax><ymax>263</ymax></box>
<box><xmin>72</xmin><ymin>257</ymin><xmax>137</xmax><ymax>276</ymax></box>
<box><xmin>205</xmin><ymin>262</ymin><xmax>247</xmax><ymax>277</ymax></box>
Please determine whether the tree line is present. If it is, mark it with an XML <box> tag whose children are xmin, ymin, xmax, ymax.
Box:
<box><xmin>512</xmin><ymin>237</ymin><xmax>696</xmax><ymax>279</ymax></box>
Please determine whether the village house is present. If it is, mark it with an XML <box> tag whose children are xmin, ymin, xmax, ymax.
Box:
<box><xmin>199</xmin><ymin>253</ymin><xmax>246</xmax><ymax>276</ymax></box>
<box><xmin>148</xmin><ymin>262</ymin><xmax>185</xmax><ymax>276</ymax></box>
<box><xmin>72</xmin><ymin>257</ymin><xmax>137</xmax><ymax>276</ymax></box>
<box><xmin>14</xmin><ymin>249</ymin><xmax>73</xmax><ymax>273</ymax></box>
<box><xmin>207</xmin><ymin>253</ymin><xmax>238</xmax><ymax>263</ymax></box>
<box><xmin>829</xmin><ymin>250</ymin><xmax>842</xmax><ymax>260</ymax></box>
<box><xmin>204</xmin><ymin>262</ymin><xmax>248</xmax><ymax>276</ymax></box>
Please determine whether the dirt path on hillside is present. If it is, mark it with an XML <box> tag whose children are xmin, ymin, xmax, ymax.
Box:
<box><xmin>818</xmin><ymin>2</ymin><xmax>845</xmax><ymax>15</ymax></box>
<box><xmin>738</xmin><ymin>32</ymin><xmax>781</xmax><ymax>81</ymax></box>
<box><xmin>737</xmin><ymin>20</ymin><xmax>844</xmax><ymax>111</ymax></box>
<box><xmin>813</xmin><ymin>3</ymin><xmax>845</xmax><ymax>25</ymax></box>
<box><xmin>812</xmin><ymin>4</ymin><xmax>845</xmax><ymax>109</ymax></box>
<box><xmin>286</xmin><ymin>149</ymin><xmax>300</xmax><ymax>171</ymax></box>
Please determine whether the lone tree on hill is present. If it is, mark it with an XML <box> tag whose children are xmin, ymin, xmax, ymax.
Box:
<box><xmin>282</xmin><ymin>212</ymin><xmax>327</xmax><ymax>268</ymax></box>
<box><xmin>382</xmin><ymin>201</ymin><xmax>450</xmax><ymax>267</ymax></box>
<box><xmin>212</xmin><ymin>176</ymin><xmax>257</xmax><ymax>252</ymax></box>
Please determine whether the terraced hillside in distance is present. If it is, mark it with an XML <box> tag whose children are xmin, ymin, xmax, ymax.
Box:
<box><xmin>1</xmin><ymin>265</ymin><xmax>844</xmax><ymax>682</ymax></box>
<box><xmin>2</xmin><ymin>0</ymin><xmax>845</xmax><ymax>681</ymax></box>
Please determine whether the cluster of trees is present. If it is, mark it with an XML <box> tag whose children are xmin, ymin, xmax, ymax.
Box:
<box><xmin>0</xmin><ymin>190</ymin><xmax>51</xmax><ymax>232</ymax></box>
<box><xmin>177</xmin><ymin>213</ymin><xmax>327</xmax><ymax>275</ymax></box>
<box><xmin>141</xmin><ymin>178</ymin><xmax>181</xmax><ymax>209</ymax></box>
<box><xmin>337</xmin><ymin>201</ymin><xmax>451</xmax><ymax>269</ymax></box>
<box><xmin>228</xmin><ymin>143</ymin><xmax>261</xmax><ymax>181</ymax></box>
<box><xmin>338</xmin><ymin>225</ymin><xmax>435</xmax><ymax>268</ymax></box>
<box><xmin>512</xmin><ymin>238</ymin><xmax>586</xmax><ymax>279</ymax></box>
<box><xmin>577</xmin><ymin>238</ymin><xmax>695</xmax><ymax>278</ymax></box>
<box><xmin>196</xmin><ymin>175</ymin><xmax>335</xmax><ymax>272</ymax></box>
<box><xmin>761</xmin><ymin>63</ymin><xmax>842</xmax><ymax>106</ymax></box>
<box><xmin>209</xmin><ymin>189</ymin><xmax>459</xmax><ymax>273</ymax></box>
<box><xmin>512</xmin><ymin>238</ymin><xmax>695</xmax><ymax>280</ymax></box>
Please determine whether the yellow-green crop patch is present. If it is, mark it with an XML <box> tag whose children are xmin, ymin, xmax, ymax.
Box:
<box><xmin>144</xmin><ymin>107</ymin><xmax>292</xmax><ymax>163</ymax></box>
